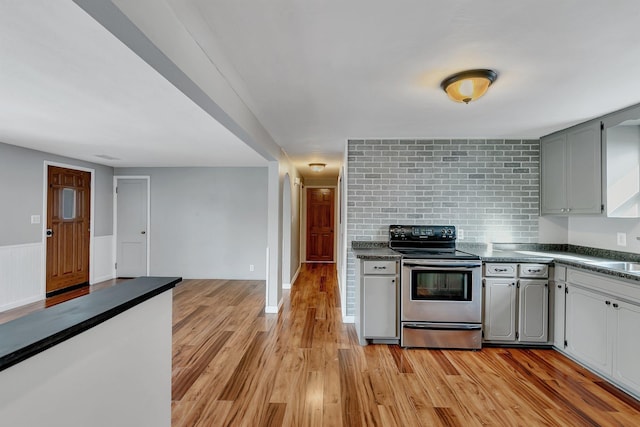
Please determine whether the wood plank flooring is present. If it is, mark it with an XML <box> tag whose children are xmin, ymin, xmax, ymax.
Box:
<box><xmin>2</xmin><ymin>266</ymin><xmax>640</xmax><ymax>425</ymax></box>
<box><xmin>172</xmin><ymin>264</ymin><xmax>640</xmax><ymax>426</ymax></box>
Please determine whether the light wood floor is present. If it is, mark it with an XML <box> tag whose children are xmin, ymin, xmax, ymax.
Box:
<box><xmin>172</xmin><ymin>264</ymin><xmax>640</xmax><ymax>426</ymax></box>
<box><xmin>3</xmin><ymin>265</ymin><xmax>640</xmax><ymax>426</ymax></box>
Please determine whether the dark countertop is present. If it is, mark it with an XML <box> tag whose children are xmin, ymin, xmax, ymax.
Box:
<box><xmin>460</xmin><ymin>244</ymin><xmax>640</xmax><ymax>282</ymax></box>
<box><xmin>352</xmin><ymin>246</ymin><xmax>402</xmax><ymax>260</ymax></box>
<box><xmin>351</xmin><ymin>240</ymin><xmax>640</xmax><ymax>282</ymax></box>
<box><xmin>0</xmin><ymin>276</ymin><xmax>181</xmax><ymax>372</ymax></box>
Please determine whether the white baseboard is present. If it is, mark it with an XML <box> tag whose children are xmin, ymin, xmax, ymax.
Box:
<box><xmin>264</xmin><ymin>305</ymin><xmax>279</xmax><ymax>314</ymax></box>
<box><xmin>0</xmin><ymin>295</ymin><xmax>42</xmax><ymax>313</ymax></box>
<box><xmin>287</xmin><ymin>264</ymin><xmax>301</xmax><ymax>289</ymax></box>
<box><xmin>93</xmin><ymin>274</ymin><xmax>115</xmax><ymax>284</ymax></box>
<box><xmin>342</xmin><ymin>315</ymin><xmax>355</xmax><ymax>323</ymax></box>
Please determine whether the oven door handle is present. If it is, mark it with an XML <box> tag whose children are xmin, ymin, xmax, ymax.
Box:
<box><xmin>402</xmin><ymin>263</ymin><xmax>480</xmax><ymax>270</ymax></box>
<box><xmin>403</xmin><ymin>323</ymin><xmax>482</xmax><ymax>331</ymax></box>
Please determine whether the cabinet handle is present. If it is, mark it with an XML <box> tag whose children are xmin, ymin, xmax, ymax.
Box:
<box><xmin>613</xmin><ymin>303</ymin><xmax>619</xmax><ymax>308</ymax></box>
<box><xmin>528</xmin><ymin>269</ymin><xmax>541</xmax><ymax>273</ymax></box>
<box><xmin>374</xmin><ymin>266</ymin><xmax>387</xmax><ymax>270</ymax></box>
<box><xmin>391</xmin><ymin>279</ymin><xmax>395</xmax><ymax>283</ymax></box>
<box><xmin>495</xmin><ymin>268</ymin><xmax>508</xmax><ymax>272</ymax></box>
<box><xmin>557</xmin><ymin>285</ymin><xmax>562</xmax><ymax>289</ymax></box>
<box><xmin>567</xmin><ymin>208</ymin><xmax>571</xmax><ymax>212</ymax></box>
<box><xmin>606</xmin><ymin>301</ymin><xmax>611</xmax><ymax>305</ymax></box>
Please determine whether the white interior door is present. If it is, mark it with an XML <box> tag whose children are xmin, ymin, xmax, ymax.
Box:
<box><xmin>116</xmin><ymin>178</ymin><xmax>148</xmax><ymax>277</ymax></box>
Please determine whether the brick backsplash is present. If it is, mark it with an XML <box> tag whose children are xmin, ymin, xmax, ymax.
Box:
<box><xmin>345</xmin><ymin>138</ymin><xmax>540</xmax><ymax>317</ymax></box>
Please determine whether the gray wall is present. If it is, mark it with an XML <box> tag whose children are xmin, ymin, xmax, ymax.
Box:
<box><xmin>0</xmin><ymin>142</ymin><xmax>114</xmax><ymax>246</ymax></box>
<box><xmin>115</xmin><ymin>167</ymin><xmax>268</xmax><ymax>279</ymax></box>
<box><xmin>345</xmin><ymin>138</ymin><xmax>540</xmax><ymax>316</ymax></box>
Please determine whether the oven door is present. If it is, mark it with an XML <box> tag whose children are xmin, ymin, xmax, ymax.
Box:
<box><xmin>401</xmin><ymin>260</ymin><xmax>482</xmax><ymax>323</ymax></box>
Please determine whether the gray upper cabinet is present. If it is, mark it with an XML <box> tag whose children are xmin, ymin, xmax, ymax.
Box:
<box><xmin>602</xmin><ymin>104</ymin><xmax>640</xmax><ymax>218</ymax></box>
<box><xmin>540</xmin><ymin>121</ymin><xmax>603</xmax><ymax>215</ymax></box>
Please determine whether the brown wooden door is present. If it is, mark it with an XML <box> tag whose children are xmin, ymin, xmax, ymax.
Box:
<box><xmin>306</xmin><ymin>188</ymin><xmax>334</xmax><ymax>262</ymax></box>
<box><xmin>46</xmin><ymin>166</ymin><xmax>91</xmax><ymax>295</ymax></box>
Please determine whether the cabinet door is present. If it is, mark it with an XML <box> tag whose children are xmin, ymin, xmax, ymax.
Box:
<box><xmin>540</xmin><ymin>133</ymin><xmax>567</xmax><ymax>214</ymax></box>
<box><xmin>553</xmin><ymin>282</ymin><xmax>566</xmax><ymax>349</ymax></box>
<box><xmin>484</xmin><ymin>278</ymin><xmax>517</xmax><ymax>341</ymax></box>
<box><xmin>518</xmin><ymin>280</ymin><xmax>548</xmax><ymax>342</ymax></box>
<box><xmin>566</xmin><ymin>286</ymin><xmax>612</xmax><ymax>374</ymax></box>
<box><xmin>612</xmin><ymin>300</ymin><xmax>640</xmax><ymax>394</ymax></box>
<box><xmin>566</xmin><ymin>122</ymin><xmax>602</xmax><ymax>214</ymax></box>
<box><xmin>363</xmin><ymin>276</ymin><xmax>397</xmax><ymax>338</ymax></box>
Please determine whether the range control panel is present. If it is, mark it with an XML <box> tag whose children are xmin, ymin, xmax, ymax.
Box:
<box><xmin>389</xmin><ymin>225</ymin><xmax>456</xmax><ymax>241</ymax></box>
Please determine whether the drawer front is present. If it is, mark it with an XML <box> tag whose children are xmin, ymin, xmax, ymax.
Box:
<box><xmin>520</xmin><ymin>264</ymin><xmax>549</xmax><ymax>278</ymax></box>
<box><xmin>485</xmin><ymin>263</ymin><xmax>517</xmax><ymax>277</ymax></box>
<box><xmin>363</xmin><ymin>260</ymin><xmax>397</xmax><ymax>275</ymax></box>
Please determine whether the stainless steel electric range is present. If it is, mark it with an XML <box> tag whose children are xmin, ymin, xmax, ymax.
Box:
<box><xmin>389</xmin><ymin>225</ymin><xmax>482</xmax><ymax>350</ymax></box>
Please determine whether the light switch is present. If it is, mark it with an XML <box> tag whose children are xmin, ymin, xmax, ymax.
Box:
<box><xmin>617</xmin><ymin>232</ymin><xmax>627</xmax><ymax>246</ymax></box>
<box><xmin>31</xmin><ymin>215</ymin><xmax>40</xmax><ymax>224</ymax></box>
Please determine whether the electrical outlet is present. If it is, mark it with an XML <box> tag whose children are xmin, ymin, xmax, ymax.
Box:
<box><xmin>617</xmin><ymin>232</ymin><xmax>627</xmax><ymax>246</ymax></box>
<box><xmin>458</xmin><ymin>229</ymin><xmax>465</xmax><ymax>240</ymax></box>
<box><xmin>249</xmin><ymin>264</ymin><xmax>255</xmax><ymax>272</ymax></box>
<box><xmin>30</xmin><ymin>215</ymin><xmax>40</xmax><ymax>224</ymax></box>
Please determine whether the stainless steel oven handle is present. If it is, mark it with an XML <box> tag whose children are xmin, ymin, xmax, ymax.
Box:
<box><xmin>403</xmin><ymin>323</ymin><xmax>482</xmax><ymax>331</ymax></box>
<box><xmin>402</xmin><ymin>263</ymin><xmax>480</xmax><ymax>270</ymax></box>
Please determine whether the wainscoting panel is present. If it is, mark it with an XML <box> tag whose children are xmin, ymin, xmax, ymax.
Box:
<box><xmin>92</xmin><ymin>235</ymin><xmax>115</xmax><ymax>284</ymax></box>
<box><xmin>0</xmin><ymin>243</ymin><xmax>43</xmax><ymax>312</ymax></box>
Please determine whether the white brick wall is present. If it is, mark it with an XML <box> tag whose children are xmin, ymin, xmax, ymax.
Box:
<box><xmin>345</xmin><ymin>138</ymin><xmax>540</xmax><ymax>316</ymax></box>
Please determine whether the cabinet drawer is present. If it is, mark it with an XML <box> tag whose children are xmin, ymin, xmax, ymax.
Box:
<box><xmin>363</xmin><ymin>260</ymin><xmax>397</xmax><ymax>275</ymax></box>
<box><xmin>485</xmin><ymin>263</ymin><xmax>517</xmax><ymax>277</ymax></box>
<box><xmin>520</xmin><ymin>264</ymin><xmax>549</xmax><ymax>278</ymax></box>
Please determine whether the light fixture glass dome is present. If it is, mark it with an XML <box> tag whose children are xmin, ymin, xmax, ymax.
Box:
<box><xmin>308</xmin><ymin>163</ymin><xmax>326</xmax><ymax>172</ymax></box>
<box><xmin>441</xmin><ymin>69</ymin><xmax>497</xmax><ymax>104</ymax></box>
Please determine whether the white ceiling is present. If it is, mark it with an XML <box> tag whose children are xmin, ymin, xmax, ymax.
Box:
<box><xmin>0</xmin><ymin>0</ymin><xmax>266</xmax><ymax>167</ymax></box>
<box><xmin>3</xmin><ymin>1</ymin><xmax>640</xmax><ymax>176</ymax></box>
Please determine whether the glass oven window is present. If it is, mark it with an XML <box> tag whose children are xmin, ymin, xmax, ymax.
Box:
<box><xmin>411</xmin><ymin>270</ymin><xmax>472</xmax><ymax>301</ymax></box>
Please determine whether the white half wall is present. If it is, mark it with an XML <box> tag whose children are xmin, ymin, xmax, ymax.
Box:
<box><xmin>92</xmin><ymin>235</ymin><xmax>115</xmax><ymax>284</ymax></box>
<box><xmin>0</xmin><ymin>243</ymin><xmax>42</xmax><ymax>312</ymax></box>
<box><xmin>0</xmin><ymin>290</ymin><xmax>172</xmax><ymax>427</ymax></box>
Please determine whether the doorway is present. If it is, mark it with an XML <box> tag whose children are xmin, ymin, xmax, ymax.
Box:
<box><xmin>306</xmin><ymin>188</ymin><xmax>335</xmax><ymax>262</ymax></box>
<box><xmin>45</xmin><ymin>165</ymin><xmax>91</xmax><ymax>295</ymax></box>
<box><xmin>114</xmin><ymin>177</ymin><xmax>150</xmax><ymax>278</ymax></box>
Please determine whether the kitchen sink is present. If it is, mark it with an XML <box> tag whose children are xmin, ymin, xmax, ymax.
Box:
<box><xmin>587</xmin><ymin>261</ymin><xmax>640</xmax><ymax>272</ymax></box>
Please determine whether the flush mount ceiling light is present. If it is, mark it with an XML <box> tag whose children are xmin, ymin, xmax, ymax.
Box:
<box><xmin>440</xmin><ymin>69</ymin><xmax>498</xmax><ymax>104</ymax></box>
<box><xmin>309</xmin><ymin>163</ymin><xmax>326</xmax><ymax>172</ymax></box>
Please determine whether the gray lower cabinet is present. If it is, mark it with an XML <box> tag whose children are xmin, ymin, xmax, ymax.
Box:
<box><xmin>483</xmin><ymin>263</ymin><xmax>549</xmax><ymax>344</ymax></box>
<box><xmin>518</xmin><ymin>280</ymin><xmax>549</xmax><ymax>342</ymax></box>
<box><xmin>563</xmin><ymin>268</ymin><xmax>640</xmax><ymax>398</ymax></box>
<box><xmin>357</xmin><ymin>259</ymin><xmax>399</xmax><ymax>344</ymax></box>
<box><xmin>484</xmin><ymin>277</ymin><xmax>517</xmax><ymax>341</ymax></box>
<box><xmin>363</xmin><ymin>275</ymin><xmax>397</xmax><ymax>338</ymax></box>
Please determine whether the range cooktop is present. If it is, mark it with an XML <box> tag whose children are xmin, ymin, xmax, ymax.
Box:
<box><xmin>393</xmin><ymin>248</ymin><xmax>480</xmax><ymax>260</ymax></box>
<box><xmin>388</xmin><ymin>225</ymin><xmax>480</xmax><ymax>260</ymax></box>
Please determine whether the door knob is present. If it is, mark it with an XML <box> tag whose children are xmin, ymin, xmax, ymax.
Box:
<box><xmin>46</xmin><ymin>229</ymin><xmax>53</xmax><ymax>237</ymax></box>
